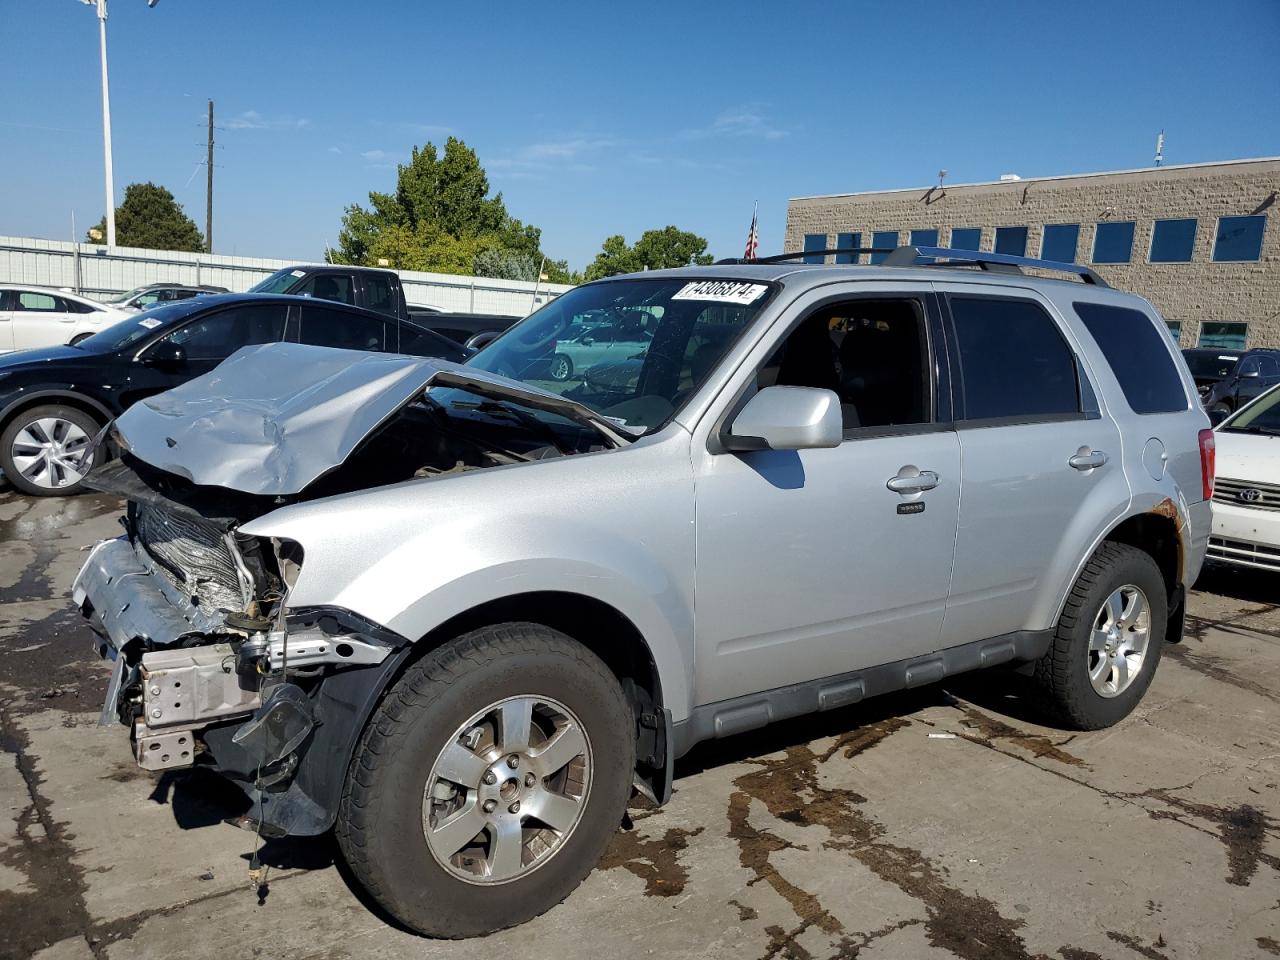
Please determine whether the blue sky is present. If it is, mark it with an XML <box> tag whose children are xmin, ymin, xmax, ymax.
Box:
<box><xmin>3</xmin><ymin>0</ymin><xmax>1278</xmax><ymax>270</ymax></box>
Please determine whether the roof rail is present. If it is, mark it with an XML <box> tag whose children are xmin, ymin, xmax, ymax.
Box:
<box><xmin>715</xmin><ymin>247</ymin><xmax>893</xmax><ymax>265</ymax></box>
<box><xmin>882</xmin><ymin>245</ymin><xmax>1110</xmax><ymax>287</ymax></box>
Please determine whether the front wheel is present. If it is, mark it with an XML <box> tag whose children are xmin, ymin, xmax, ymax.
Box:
<box><xmin>0</xmin><ymin>404</ymin><xmax>101</xmax><ymax>496</ymax></box>
<box><xmin>1032</xmin><ymin>542</ymin><xmax>1167</xmax><ymax>730</ymax></box>
<box><xmin>336</xmin><ymin>623</ymin><xmax>635</xmax><ymax>938</ymax></box>
<box><xmin>548</xmin><ymin>353</ymin><xmax>573</xmax><ymax>382</ymax></box>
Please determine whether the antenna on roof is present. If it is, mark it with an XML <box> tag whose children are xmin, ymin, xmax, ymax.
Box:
<box><xmin>1155</xmin><ymin>130</ymin><xmax>1165</xmax><ymax>167</ymax></box>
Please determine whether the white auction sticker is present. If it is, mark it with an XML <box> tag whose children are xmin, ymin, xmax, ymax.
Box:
<box><xmin>138</xmin><ymin>318</ymin><xmax>162</xmax><ymax>329</ymax></box>
<box><xmin>671</xmin><ymin>280</ymin><xmax>768</xmax><ymax>305</ymax></box>
<box><xmin>290</xmin><ymin>269</ymin><xmax>306</xmax><ymax>278</ymax></box>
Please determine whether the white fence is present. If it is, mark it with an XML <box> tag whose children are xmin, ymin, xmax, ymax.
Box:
<box><xmin>0</xmin><ymin>235</ymin><xmax>573</xmax><ymax>317</ymax></box>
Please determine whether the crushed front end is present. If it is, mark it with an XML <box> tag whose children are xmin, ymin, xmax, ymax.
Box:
<box><xmin>73</xmin><ymin>458</ymin><xmax>410</xmax><ymax>836</ymax></box>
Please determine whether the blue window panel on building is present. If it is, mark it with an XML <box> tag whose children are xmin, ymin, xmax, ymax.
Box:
<box><xmin>950</xmin><ymin>227</ymin><xmax>982</xmax><ymax>250</ymax></box>
<box><xmin>1093</xmin><ymin>221</ymin><xmax>1136</xmax><ymax>264</ymax></box>
<box><xmin>994</xmin><ymin>226</ymin><xmax>1028</xmax><ymax>256</ymax></box>
<box><xmin>910</xmin><ymin>229</ymin><xmax>938</xmax><ymax>264</ymax></box>
<box><xmin>803</xmin><ymin>233</ymin><xmax>828</xmax><ymax>264</ymax></box>
<box><xmin>835</xmin><ymin>232</ymin><xmax>861</xmax><ymax>264</ymax></box>
<box><xmin>1149</xmin><ymin>218</ymin><xmax>1197</xmax><ymax>263</ymax></box>
<box><xmin>1198</xmin><ymin>321</ymin><xmax>1248</xmax><ymax>350</ymax></box>
<box><xmin>1212</xmin><ymin>215</ymin><xmax>1266</xmax><ymax>262</ymax></box>
<box><xmin>1041</xmin><ymin>224</ymin><xmax>1080</xmax><ymax>263</ymax></box>
<box><xmin>870</xmin><ymin>230</ymin><xmax>898</xmax><ymax>264</ymax></box>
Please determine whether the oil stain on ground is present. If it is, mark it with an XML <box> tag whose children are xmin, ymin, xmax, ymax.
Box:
<box><xmin>598</xmin><ymin>824</ymin><xmax>705</xmax><ymax>897</ymax></box>
<box><xmin>1144</xmin><ymin>790</ymin><xmax>1278</xmax><ymax>886</ymax></box>
<box><xmin>953</xmin><ymin>704</ymin><xmax>1088</xmax><ymax>768</ymax></box>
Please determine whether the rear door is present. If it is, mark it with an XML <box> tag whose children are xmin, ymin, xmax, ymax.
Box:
<box><xmin>933</xmin><ymin>283</ymin><xmax>1128</xmax><ymax>647</ymax></box>
<box><xmin>296</xmin><ymin>302</ymin><xmax>390</xmax><ymax>352</ymax></box>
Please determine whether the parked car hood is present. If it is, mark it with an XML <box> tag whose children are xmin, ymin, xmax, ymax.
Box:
<box><xmin>0</xmin><ymin>344</ymin><xmax>87</xmax><ymax>371</ymax></box>
<box><xmin>1214</xmin><ymin>428</ymin><xmax>1280</xmax><ymax>480</ymax></box>
<box><xmin>112</xmin><ymin>341</ymin><xmax>630</xmax><ymax>496</ymax></box>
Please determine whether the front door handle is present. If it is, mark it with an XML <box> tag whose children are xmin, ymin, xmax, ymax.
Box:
<box><xmin>886</xmin><ymin>468</ymin><xmax>940</xmax><ymax>494</ymax></box>
<box><xmin>1068</xmin><ymin>448</ymin><xmax>1109</xmax><ymax>471</ymax></box>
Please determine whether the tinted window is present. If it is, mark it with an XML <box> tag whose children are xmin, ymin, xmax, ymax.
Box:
<box><xmin>994</xmin><ymin>226</ymin><xmax>1028</xmax><ymax>256</ymax></box>
<box><xmin>364</xmin><ymin>273</ymin><xmax>396</xmax><ymax>316</ymax></box>
<box><xmin>835</xmin><ymin>232</ymin><xmax>860</xmax><ymax>264</ymax></box>
<box><xmin>950</xmin><ymin>297</ymin><xmax>1079</xmax><ymax>421</ymax></box>
<box><xmin>1074</xmin><ymin>302</ymin><xmax>1187</xmax><ymax>414</ymax></box>
<box><xmin>1041</xmin><ymin>224</ymin><xmax>1080</xmax><ymax>263</ymax></box>
<box><xmin>1093</xmin><ymin>221</ymin><xmax>1135</xmax><ymax>263</ymax></box>
<box><xmin>802</xmin><ymin>233</ymin><xmax>827</xmax><ymax>265</ymax></box>
<box><xmin>950</xmin><ymin>227</ymin><xmax>981</xmax><ymax>250</ymax></box>
<box><xmin>1199</xmin><ymin>321</ymin><xmax>1248</xmax><ymax>349</ymax></box>
<box><xmin>1213</xmin><ymin>215</ymin><xmax>1266</xmax><ymax>262</ymax></box>
<box><xmin>398</xmin><ymin>323</ymin><xmax>467</xmax><ymax>361</ymax></box>
<box><xmin>1149</xmin><ymin>218</ymin><xmax>1197</xmax><ymax>263</ymax></box>
<box><xmin>64</xmin><ymin>298</ymin><xmax>98</xmax><ymax>314</ymax></box>
<box><xmin>164</xmin><ymin>304</ymin><xmax>287</xmax><ymax>361</ymax></box>
<box><xmin>294</xmin><ymin>273</ymin><xmax>355</xmax><ymax>305</ymax></box>
<box><xmin>17</xmin><ymin>292</ymin><xmax>58</xmax><ymax>311</ymax></box>
<box><xmin>299</xmin><ymin>304</ymin><xmax>386</xmax><ymax>351</ymax></box>
<box><xmin>870</xmin><ymin>230</ymin><xmax>898</xmax><ymax>264</ymax></box>
<box><xmin>1181</xmin><ymin>350</ymin><xmax>1238</xmax><ymax>379</ymax></box>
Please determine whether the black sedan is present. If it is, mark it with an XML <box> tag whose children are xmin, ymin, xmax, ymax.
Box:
<box><xmin>0</xmin><ymin>293</ymin><xmax>466</xmax><ymax>496</ymax></box>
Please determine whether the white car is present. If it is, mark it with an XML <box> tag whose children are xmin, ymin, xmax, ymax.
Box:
<box><xmin>0</xmin><ymin>285</ymin><xmax>130</xmax><ymax>353</ymax></box>
<box><xmin>1208</xmin><ymin>383</ymin><xmax>1280</xmax><ymax>572</ymax></box>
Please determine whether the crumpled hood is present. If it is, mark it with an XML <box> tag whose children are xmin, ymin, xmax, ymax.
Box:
<box><xmin>113</xmin><ymin>342</ymin><xmax>627</xmax><ymax>496</ymax></box>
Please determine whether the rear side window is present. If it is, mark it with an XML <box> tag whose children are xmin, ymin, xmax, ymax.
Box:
<box><xmin>299</xmin><ymin>304</ymin><xmax>386</xmax><ymax>352</ymax></box>
<box><xmin>949</xmin><ymin>297</ymin><xmax>1080</xmax><ymax>422</ymax></box>
<box><xmin>1074</xmin><ymin>302</ymin><xmax>1188</xmax><ymax>414</ymax></box>
<box><xmin>364</xmin><ymin>274</ymin><xmax>396</xmax><ymax>316</ymax></box>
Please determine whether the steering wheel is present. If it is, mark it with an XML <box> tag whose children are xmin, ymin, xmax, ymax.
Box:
<box><xmin>511</xmin><ymin>315</ymin><xmax>565</xmax><ymax>353</ymax></box>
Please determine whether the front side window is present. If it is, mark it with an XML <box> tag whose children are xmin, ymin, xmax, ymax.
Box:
<box><xmin>1149</xmin><ymin>218</ymin><xmax>1197</xmax><ymax>263</ymax></box>
<box><xmin>1213</xmin><ymin>215</ymin><xmax>1266</xmax><ymax>262</ymax></box>
<box><xmin>468</xmin><ymin>278</ymin><xmax>773</xmax><ymax>431</ymax></box>
<box><xmin>294</xmin><ymin>273</ymin><xmax>355</xmax><ymax>306</ymax></box>
<box><xmin>950</xmin><ymin>227</ymin><xmax>982</xmax><ymax>250</ymax></box>
<box><xmin>870</xmin><ymin>230</ymin><xmax>898</xmax><ymax>264</ymax></box>
<box><xmin>1198</xmin><ymin>321</ymin><xmax>1248</xmax><ymax>350</ymax></box>
<box><xmin>299</xmin><ymin>304</ymin><xmax>386</xmax><ymax>352</ymax></box>
<box><xmin>949</xmin><ymin>297</ymin><xmax>1079</xmax><ymax>421</ymax></box>
<box><xmin>1075</xmin><ymin>302</ymin><xmax>1187</xmax><ymax>414</ymax></box>
<box><xmin>364</xmin><ymin>274</ymin><xmax>396</xmax><ymax>316</ymax></box>
<box><xmin>835</xmin><ymin>232</ymin><xmax>861</xmax><ymax>264</ymax></box>
<box><xmin>162</xmin><ymin>304</ymin><xmax>288</xmax><ymax>361</ymax></box>
<box><xmin>994</xmin><ymin>226</ymin><xmax>1028</xmax><ymax>257</ymax></box>
<box><xmin>1041</xmin><ymin>224</ymin><xmax>1080</xmax><ymax>264</ymax></box>
<box><xmin>802</xmin><ymin>234</ymin><xmax>828</xmax><ymax>265</ymax></box>
<box><xmin>1093</xmin><ymin>221</ymin><xmax>1136</xmax><ymax>264</ymax></box>
<box><xmin>755</xmin><ymin>298</ymin><xmax>931</xmax><ymax>431</ymax></box>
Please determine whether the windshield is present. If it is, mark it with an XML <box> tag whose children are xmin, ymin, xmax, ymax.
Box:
<box><xmin>72</xmin><ymin>302</ymin><xmax>194</xmax><ymax>352</ymax></box>
<box><xmin>465</xmin><ymin>277</ymin><xmax>773</xmax><ymax>431</ymax></box>
<box><xmin>1221</xmin><ymin>384</ymin><xmax>1280</xmax><ymax>436</ymax></box>
<box><xmin>250</xmin><ymin>268</ymin><xmax>306</xmax><ymax>294</ymax></box>
<box><xmin>104</xmin><ymin>285</ymin><xmax>150</xmax><ymax>305</ymax></box>
<box><xmin>1183</xmin><ymin>351</ymin><xmax>1240</xmax><ymax>379</ymax></box>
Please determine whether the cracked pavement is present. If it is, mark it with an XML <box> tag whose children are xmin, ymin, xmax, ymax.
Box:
<box><xmin>1</xmin><ymin>485</ymin><xmax>1277</xmax><ymax>960</ymax></box>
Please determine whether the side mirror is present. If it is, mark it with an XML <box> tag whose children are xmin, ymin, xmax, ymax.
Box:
<box><xmin>464</xmin><ymin>330</ymin><xmax>500</xmax><ymax>351</ymax></box>
<box><xmin>580</xmin><ymin>335</ymin><xmax>594</xmax><ymax>346</ymax></box>
<box><xmin>1208</xmin><ymin>407</ymin><xmax>1230</xmax><ymax>426</ymax></box>
<box><xmin>723</xmin><ymin>386</ymin><xmax>843</xmax><ymax>452</ymax></box>
<box><xmin>142</xmin><ymin>341</ymin><xmax>187</xmax><ymax>367</ymax></box>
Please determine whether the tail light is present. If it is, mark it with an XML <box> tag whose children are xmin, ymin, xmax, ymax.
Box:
<box><xmin>1198</xmin><ymin>428</ymin><xmax>1216</xmax><ymax>501</ymax></box>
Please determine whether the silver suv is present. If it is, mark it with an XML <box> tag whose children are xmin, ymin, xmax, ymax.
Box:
<box><xmin>73</xmin><ymin>245</ymin><xmax>1214</xmax><ymax>938</ymax></box>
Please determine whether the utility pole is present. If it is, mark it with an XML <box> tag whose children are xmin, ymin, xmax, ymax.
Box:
<box><xmin>205</xmin><ymin>99</ymin><xmax>215</xmax><ymax>253</ymax></box>
<box><xmin>86</xmin><ymin>0</ymin><xmax>116</xmax><ymax>246</ymax></box>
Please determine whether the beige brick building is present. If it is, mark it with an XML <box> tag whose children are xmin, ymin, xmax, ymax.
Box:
<box><xmin>785</xmin><ymin>157</ymin><xmax>1280</xmax><ymax>350</ymax></box>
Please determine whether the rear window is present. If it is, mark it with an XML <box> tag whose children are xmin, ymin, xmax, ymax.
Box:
<box><xmin>1075</xmin><ymin>302</ymin><xmax>1188</xmax><ymax>414</ymax></box>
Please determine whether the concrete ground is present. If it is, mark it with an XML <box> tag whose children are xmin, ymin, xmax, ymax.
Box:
<box><xmin>1</xmin><ymin>486</ymin><xmax>1277</xmax><ymax>960</ymax></box>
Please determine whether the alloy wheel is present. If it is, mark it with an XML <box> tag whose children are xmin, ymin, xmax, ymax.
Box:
<box><xmin>1088</xmin><ymin>584</ymin><xmax>1151</xmax><ymax>698</ymax></box>
<box><xmin>9</xmin><ymin>417</ymin><xmax>94</xmax><ymax>489</ymax></box>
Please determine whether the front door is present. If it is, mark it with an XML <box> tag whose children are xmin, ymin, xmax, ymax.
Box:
<box><xmin>933</xmin><ymin>284</ymin><xmax>1129</xmax><ymax>646</ymax></box>
<box><xmin>10</xmin><ymin>290</ymin><xmax>78</xmax><ymax>351</ymax></box>
<box><xmin>691</xmin><ymin>286</ymin><xmax>961</xmax><ymax>706</ymax></box>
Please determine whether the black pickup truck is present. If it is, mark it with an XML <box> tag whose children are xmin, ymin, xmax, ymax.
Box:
<box><xmin>251</xmin><ymin>265</ymin><xmax>521</xmax><ymax>347</ymax></box>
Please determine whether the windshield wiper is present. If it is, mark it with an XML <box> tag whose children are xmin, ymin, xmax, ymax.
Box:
<box><xmin>450</xmin><ymin>399</ymin><xmax>572</xmax><ymax>455</ymax></box>
<box><xmin>1223</xmin><ymin>424</ymin><xmax>1280</xmax><ymax>437</ymax></box>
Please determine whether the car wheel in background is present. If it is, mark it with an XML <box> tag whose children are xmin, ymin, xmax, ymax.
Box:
<box><xmin>69</xmin><ymin>333</ymin><xmax>93</xmax><ymax>346</ymax></box>
<box><xmin>549</xmin><ymin>353</ymin><xmax>574</xmax><ymax>381</ymax></box>
<box><xmin>335</xmin><ymin>622</ymin><xmax>634</xmax><ymax>938</ymax></box>
<box><xmin>1032</xmin><ymin>542</ymin><xmax>1166</xmax><ymax>730</ymax></box>
<box><xmin>0</xmin><ymin>405</ymin><xmax>101</xmax><ymax>496</ymax></box>
<box><xmin>1210</xmin><ymin>401</ymin><xmax>1232</xmax><ymax>417</ymax></box>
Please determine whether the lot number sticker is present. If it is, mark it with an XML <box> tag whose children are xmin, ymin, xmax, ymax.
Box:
<box><xmin>672</xmin><ymin>281</ymin><xmax>768</xmax><ymax>305</ymax></box>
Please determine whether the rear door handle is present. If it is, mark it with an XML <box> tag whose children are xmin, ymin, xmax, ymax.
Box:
<box><xmin>1068</xmin><ymin>448</ymin><xmax>1109</xmax><ymax>471</ymax></box>
<box><xmin>886</xmin><ymin>469</ymin><xmax>940</xmax><ymax>493</ymax></box>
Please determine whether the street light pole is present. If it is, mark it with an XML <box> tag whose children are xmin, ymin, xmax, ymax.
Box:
<box><xmin>87</xmin><ymin>0</ymin><xmax>116</xmax><ymax>247</ymax></box>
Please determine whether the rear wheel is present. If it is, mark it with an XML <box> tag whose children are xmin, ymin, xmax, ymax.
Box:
<box><xmin>1210</xmin><ymin>401</ymin><xmax>1232</xmax><ymax>417</ymax></box>
<box><xmin>336</xmin><ymin>623</ymin><xmax>634</xmax><ymax>938</ymax></box>
<box><xmin>1032</xmin><ymin>542</ymin><xmax>1167</xmax><ymax>729</ymax></box>
<box><xmin>0</xmin><ymin>405</ymin><xmax>101</xmax><ymax>496</ymax></box>
<box><xmin>549</xmin><ymin>353</ymin><xmax>573</xmax><ymax>381</ymax></box>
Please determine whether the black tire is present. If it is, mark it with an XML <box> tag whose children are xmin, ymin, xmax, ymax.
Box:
<box><xmin>69</xmin><ymin>333</ymin><xmax>93</xmax><ymax>346</ymax></box>
<box><xmin>1210</xmin><ymin>401</ymin><xmax>1232</xmax><ymax>416</ymax></box>
<box><xmin>0</xmin><ymin>404</ymin><xmax>101</xmax><ymax>497</ymax></box>
<box><xmin>1032</xmin><ymin>542</ymin><xmax>1167</xmax><ymax>730</ymax></box>
<box><xmin>548</xmin><ymin>353</ymin><xmax>573</xmax><ymax>382</ymax></box>
<box><xmin>336</xmin><ymin>623</ymin><xmax>635</xmax><ymax>938</ymax></box>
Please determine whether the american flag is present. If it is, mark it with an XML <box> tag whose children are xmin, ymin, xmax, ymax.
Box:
<box><xmin>744</xmin><ymin>203</ymin><xmax>759</xmax><ymax>259</ymax></box>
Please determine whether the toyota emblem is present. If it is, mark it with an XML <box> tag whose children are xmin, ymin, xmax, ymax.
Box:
<box><xmin>1238</xmin><ymin>488</ymin><xmax>1263</xmax><ymax>503</ymax></box>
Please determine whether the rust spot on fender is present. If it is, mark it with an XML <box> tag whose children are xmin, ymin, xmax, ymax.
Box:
<box><xmin>1150</xmin><ymin>496</ymin><xmax>1186</xmax><ymax>587</ymax></box>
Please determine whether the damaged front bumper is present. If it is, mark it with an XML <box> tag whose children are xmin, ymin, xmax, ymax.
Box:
<box><xmin>72</xmin><ymin>535</ymin><xmax>410</xmax><ymax>836</ymax></box>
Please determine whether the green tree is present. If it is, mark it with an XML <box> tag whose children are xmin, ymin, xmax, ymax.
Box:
<box><xmin>89</xmin><ymin>182</ymin><xmax>204</xmax><ymax>252</ymax></box>
<box><xmin>332</xmin><ymin>137</ymin><xmax>569</xmax><ymax>280</ymax></box>
<box><xmin>584</xmin><ymin>226</ymin><xmax>714</xmax><ymax>281</ymax></box>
